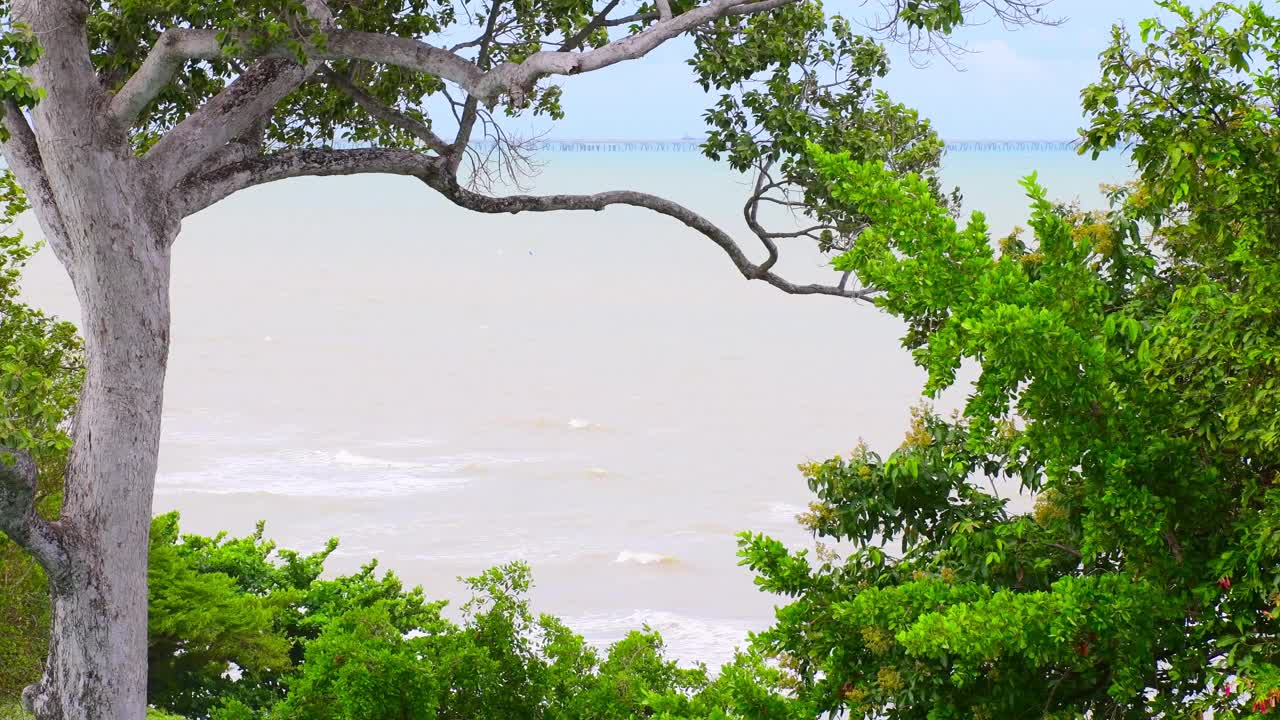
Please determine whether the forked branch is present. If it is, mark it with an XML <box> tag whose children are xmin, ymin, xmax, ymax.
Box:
<box><xmin>0</xmin><ymin>449</ymin><xmax>67</xmax><ymax>581</ymax></box>
<box><xmin>145</xmin><ymin>59</ymin><xmax>317</xmax><ymax>187</ymax></box>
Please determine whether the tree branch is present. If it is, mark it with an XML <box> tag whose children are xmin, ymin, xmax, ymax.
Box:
<box><xmin>109</xmin><ymin>28</ymin><xmax>485</xmax><ymax>130</ymax></box>
<box><xmin>145</xmin><ymin>58</ymin><xmax>316</xmax><ymax>189</ymax></box>
<box><xmin>560</xmin><ymin>0</ymin><xmax>624</xmax><ymax>52</ymax></box>
<box><xmin>14</xmin><ymin>0</ymin><xmax>110</xmax><ymax>141</ymax></box>
<box><xmin>603</xmin><ymin>11</ymin><xmax>660</xmax><ymax>27</ymax></box>
<box><xmin>322</xmin><ymin>67</ymin><xmax>452</xmax><ymax>155</ymax></box>
<box><xmin>199</xmin><ymin>115</ymin><xmax>273</xmax><ymax>176</ymax></box>
<box><xmin>111</xmin><ymin>0</ymin><xmax>796</xmax><ymax>132</ymax></box>
<box><xmin>109</xmin><ymin>29</ymin><xmax>228</xmax><ymax>125</ymax></box>
<box><xmin>867</xmin><ymin>0</ymin><xmax>1061</xmax><ymax>65</ymax></box>
<box><xmin>452</xmin><ymin>0</ymin><xmax>506</xmax><ymax>171</ymax></box>
<box><xmin>302</xmin><ymin>0</ymin><xmax>336</xmax><ymax>28</ymax></box>
<box><xmin>174</xmin><ymin>148</ymin><xmax>874</xmax><ymax>300</ymax></box>
<box><xmin>743</xmin><ymin>160</ymin><xmax>781</xmax><ymax>274</ymax></box>
<box><xmin>0</xmin><ymin>450</ymin><xmax>68</xmax><ymax>582</ymax></box>
<box><xmin>111</xmin><ymin>0</ymin><xmax>337</xmax><ymax>127</ymax></box>
<box><xmin>1162</xmin><ymin>528</ymin><xmax>1184</xmax><ymax>565</ymax></box>
<box><xmin>0</xmin><ymin>103</ymin><xmax>70</xmax><ymax>257</ymax></box>
<box><xmin>468</xmin><ymin>0</ymin><xmax>797</xmax><ymax>104</ymax></box>
<box><xmin>1047</xmin><ymin>542</ymin><xmax>1083</xmax><ymax>560</ymax></box>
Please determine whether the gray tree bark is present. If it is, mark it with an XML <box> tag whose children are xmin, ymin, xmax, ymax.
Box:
<box><xmin>20</xmin><ymin>161</ymin><xmax>176</xmax><ymax>720</ymax></box>
<box><xmin>22</xmin><ymin>192</ymin><xmax>175</xmax><ymax>720</ymax></box>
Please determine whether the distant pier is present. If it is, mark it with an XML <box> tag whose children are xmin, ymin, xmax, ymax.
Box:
<box><xmin>518</xmin><ymin>138</ymin><xmax>1081</xmax><ymax>153</ymax></box>
<box><xmin>944</xmin><ymin>139</ymin><xmax>1081</xmax><ymax>152</ymax></box>
<box><xmin>330</xmin><ymin>137</ymin><xmax>1082</xmax><ymax>153</ymax></box>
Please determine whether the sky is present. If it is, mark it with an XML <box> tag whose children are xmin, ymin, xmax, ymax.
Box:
<box><xmin>506</xmin><ymin>0</ymin><xmax>1231</xmax><ymax>141</ymax></box>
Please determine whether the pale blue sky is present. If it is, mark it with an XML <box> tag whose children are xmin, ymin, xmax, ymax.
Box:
<box><xmin>519</xmin><ymin>0</ymin><xmax>1229</xmax><ymax>140</ymax></box>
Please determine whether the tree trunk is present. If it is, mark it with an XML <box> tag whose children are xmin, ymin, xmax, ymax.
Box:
<box><xmin>3</xmin><ymin>4</ymin><xmax>181</xmax><ymax>717</ymax></box>
<box><xmin>20</xmin><ymin>160</ymin><xmax>177</xmax><ymax>720</ymax></box>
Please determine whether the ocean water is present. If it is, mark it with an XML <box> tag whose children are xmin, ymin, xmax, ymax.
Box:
<box><xmin>18</xmin><ymin>147</ymin><xmax>1131</xmax><ymax>668</ymax></box>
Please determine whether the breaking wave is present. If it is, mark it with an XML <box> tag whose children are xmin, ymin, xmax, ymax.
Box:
<box><xmin>158</xmin><ymin>448</ymin><xmax>540</xmax><ymax>498</ymax></box>
<box><xmin>614</xmin><ymin>551</ymin><xmax>679</xmax><ymax>566</ymax></box>
<box><xmin>566</xmin><ymin>610</ymin><xmax>759</xmax><ymax>669</ymax></box>
<box><xmin>332</xmin><ymin>449</ymin><xmax>432</xmax><ymax>470</ymax></box>
<box><xmin>525</xmin><ymin>417</ymin><xmax>607</xmax><ymax>431</ymax></box>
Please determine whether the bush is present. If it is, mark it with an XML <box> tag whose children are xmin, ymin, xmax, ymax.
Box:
<box><xmin>0</xmin><ymin>703</ymin><xmax>186</xmax><ymax>720</ymax></box>
<box><xmin>0</xmin><ymin>540</ymin><xmax>47</xmax><ymax>701</ymax></box>
<box><xmin>4</xmin><ymin>509</ymin><xmax>733</xmax><ymax>718</ymax></box>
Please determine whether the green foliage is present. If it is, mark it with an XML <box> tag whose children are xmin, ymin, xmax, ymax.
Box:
<box><xmin>694</xmin><ymin>2</ymin><xmax>958</xmax><ymax>255</ymax></box>
<box><xmin>6</xmin><ymin>506</ymin><xmax>730</xmax><ymax>718</ymax></box>
<box><xmin>81</xmin><ymin>0</ymin><xmax>653</xmax><ymax>152</ymax></box>
<box><xmin>717</xmin><ymin>3</ymin><xmax>1280</xmax><ymax>714</ymax></box>
<box><xmin>170</xmin><ymin>523</ymin><xmax>718</xmax><ymax>720</ymax></box>
<box><xmin>0</xmin><ymin>172</ymin><xmax>82</xmax><ymax>462</ymax></box>
<box><xmin>147</xmin><ymin>514</ymin><xmax>297</xmax><ymax>716</ymax></box>
<box><xmin>0</xmin><ymin>9</ymin><xmax>43</xmax><ymax>140</ymax></box>
<box><xmin>0</xmin><ymin>175</ymin><xmax>82</xmax><ymax>701</ymax></box>
<box><xmin>0</xmin><ymin>537</ymin><xmax>45</xmax><ymax>701</ymax></box>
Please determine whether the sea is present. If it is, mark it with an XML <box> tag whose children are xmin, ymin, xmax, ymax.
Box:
<box><xmin>18</xmin><ymin>145</ymin><xmax>1132</xmax><ymax>668</ymax></box>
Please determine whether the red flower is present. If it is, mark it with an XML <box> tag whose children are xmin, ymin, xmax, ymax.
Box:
<box><xmin>1223</xmin><ymin>684</ymin><xmax>1234</xmax><ymax>697</ymax></box>
<box><xmin>1219</xmin><ymin>577</ymin><xmax>1233</xmax><ymax>590</ymax></box>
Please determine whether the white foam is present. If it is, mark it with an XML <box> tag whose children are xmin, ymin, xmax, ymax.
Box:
<box><xmin>332</xmin><ymin>449</ymin><xmax>428</xmax><ymax>470</ymax></box>
<box><xmin>159</xmin><ymin>469</ymin><xmax>466</xmax><ymax>498</ymax></box>
<box><xmin>762</xmin><ymin>502</ymin><xmax>808</xmax><ymax>525</ymax></box>
<box><xmin>526</xmin><ymin>417</ymin><xmax>607</xmax><ymax>432</ymax></box>
<box><xmin>156</xmin><ymin>448</ymin><xmax>534</xmax><ymax>498</ymax></box>
<box><xmin>566</xmin><ymin>610</ymin><xmax>759</xmax><ymax>669</ymax></box>
<box><xmin>615</xmin><ymin>550</ymin><xmax>677</xmax><ymax>566</ymax></box>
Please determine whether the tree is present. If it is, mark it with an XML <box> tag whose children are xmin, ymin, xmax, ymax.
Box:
<box><xmin>723</xmin><ymin>1</ymin><xmax>1280</xmax><ymax>716</ymax></box>
<box><xmin>0</xmin><ymin>0</ymin><xmax>1057</xmax><ymax>716</ymax></box>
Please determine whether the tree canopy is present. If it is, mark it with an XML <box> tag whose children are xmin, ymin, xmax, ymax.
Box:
<box><xmin>724</xmin><ymin>1</ymin><xmax>1280</xmax><ymax>717</ymax></box>
<box><xmin>0</xmin><ymin>0</ymin><xmax>1057</xmax><ymax>299</ymax></box>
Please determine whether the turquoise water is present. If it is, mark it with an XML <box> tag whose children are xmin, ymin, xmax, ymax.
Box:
<box><xmin>941</xmin><ymin>149</ymin><xmax>1133</xmax><ymax>232</ymax></box>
